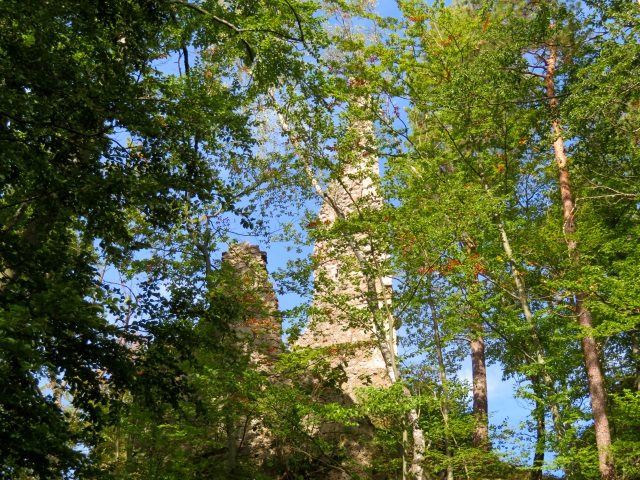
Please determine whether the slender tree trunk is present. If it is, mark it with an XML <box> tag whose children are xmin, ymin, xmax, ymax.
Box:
<box><xmin>544</xmin><ymin>46</ymin><xmax>615</xmax><ymax>480</ymax></box>
<box><xmin>378</xmin><ymin>331</ymin><xmax>428</xmax><ymax>480</ymax></box>
<box><xmin>632</xmin><ymin>333</ymin><xmax>640</xmax><ymax>392</ymax></box>
<box><xmin>531</xmin><ymin>378</ymin><xmax>546</xmax><ymax>480</ymax></box>
<box><xmin>225</xmin><ymin>411</ymin><xmax>238</xmax><ymax>476</ymax></box>
<box><xmin>531</xmin><ymin>406</ymin><xmax>545</xmax><ymax>480</ymax></box>
<box><xmin>471</xmin><ymin>322</ymin><xmax>489</xmax><ymax>450</ymax></box>
<box><xmin>494</xmin><ymin>211</ymin><xmax>565</xmax><ymax>440</ymax></box>
<box><xmin>464</xmin><ymin>243</ymin><xmax>489</xmax><ymax>450</ymax></box>
<box><xmin>477</xmin><ymin>154</ymin><xmax>566</xmax><ymax>440</ymax></box>
<box><xmin>274</xmin><ymin>100</ymin><xmax>429</xmax><ymax>480</ymax></box>
<box><xmin>403</xmin><ymin>420</ymin><xmax>409</xmax><ymax>480</ymax></box>
<box><xmin>428</xmin><ymin>292</ymin><xmax>454</xmax><ymax>480</ymax></box>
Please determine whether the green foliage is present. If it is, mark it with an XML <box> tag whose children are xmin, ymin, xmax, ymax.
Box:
<box><xmin>2</xmin><ymin>0</ymin><xmax>639</xmax><ymax>477</ymax></box>
<box><xmin>0</xmin><ymin>0</ymin><xmax>325</xmax><ymax>476</ymax></box>
<box><xmin>357</xmin><ymin>0</ymin><xmax>640</xmax><ymax>476</ymax></box>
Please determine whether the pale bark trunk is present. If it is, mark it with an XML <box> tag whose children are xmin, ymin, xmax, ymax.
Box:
<box><xmin>378</xmin><ymin>332</ymin><xmax>427</xmax><ymax>480</ymax></box>
<box><xmin>225</xmin><ymin>412</ymin><xmax>238</xmax><ymax>476</ymax></box>
<box><xmin>632</xmin><ymin>333</ymin><xmax>640</xmax><ymax>392</ymax></box>
<box><xmin>544</xmin><ymin>46</ymin><xmax>615</xmax><ymax>480</ymax></box>
<box><xmin>428</xmin><ymin>293</ymin><xmax>454</xmax><ymax>480</ymax></box>
<box><xmin>403</xmin><ymin>421</ymin><xmax>409</xmax><ymax>480</ymax></box>
<box><xmin>470</xmin><ymin>323</ymin><xmax>489</xmax><ymax>450</ymax></box>
<box><xmin>347</xmin><ymin>199</ymin><xmax>428</xmax><ymax>480</ymax></box>
<box><xmin>494</xmin><ymin>212</ymin><xmax>565</xmax><ymax>440</ymax></box>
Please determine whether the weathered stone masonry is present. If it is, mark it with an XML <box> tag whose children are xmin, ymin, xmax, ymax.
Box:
<box><xmin>294</xmin><ymin>165</ymin><xmax>393</xmax><ymax>400</ymax></box>
<box><xmin>220</xmin><ymin>117</ymin><xmax>394</xmax><ymax>477</ymax></box>
<box><xmin>295</xmin><ymin>114</ymin><xmax>393</xmax><ymax>401</ymax></box>
<box><xmin>222</xmin><ymin>241</ymin><xmax>282</xmax><ymax>369</ymax></box>
<box><xmin>221</xmin><ymin>242</ymin><xmax>282</xmax><ymax>467</ymax></box>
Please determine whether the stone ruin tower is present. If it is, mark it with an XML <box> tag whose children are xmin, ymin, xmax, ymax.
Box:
<box><xmin>297</xmin><ymin>112</ymin><xmax>395</xmax><ymax>402</ymax></box>
<box><xmin>292</xmin><ymin>113</ymin><xmax>395</xmax><ymax>479</ymax></box>
<box><xmin>221</xmin><ymin>242</ymin><xmax>282</xmax><ymax>467</ymax></box>
<box><xmin>295</xmin><ymin>113</ymin><xmax>394</xmax><ymax>402</ymax></box>
<box><xmin>222</xmin><ymin>242</ymin><xmax>282</xmax><ymax>368</ymax></box>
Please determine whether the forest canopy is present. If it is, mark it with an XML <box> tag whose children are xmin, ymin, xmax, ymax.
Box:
<box><xmin>0</xmin><ymin>0</ymin><xmax>638</xmax><ymax>479</ymax></box>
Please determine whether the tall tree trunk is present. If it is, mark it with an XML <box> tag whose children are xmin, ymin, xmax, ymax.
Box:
<box><xmin>531</xmin><ymin>379</ymin><xmax>546</xmax><ymax>480</ymax></box>
<box><xmin>632</xmin><ymin>333</ymin><xmax>640</xmax><ymax>392</ymax></box>
<box><xmin>531</xmin><ymin>407</ymin><xmax>546</xmax><ymax>480</ymax></box>
<box><xmin>225</xmin><ymin>411</ymin><xmax>238</xmax><ymax>476</ymax></box>
<box><xmin>470</xmin><ymin>323</ymin><xmax>489</xmax><ymax>450</ymax></box>
<box><xmin>428</xmin><ymin>292</ymin><xmax>454</xmax><ymax>480</ymax></box>
<box><xmin>377</xmin><ymin>336</ymin><xmax>427</xmax><ymax>480</ymax></box>
<box><xmin>464</xmin><ymin>243</ymin><xmax>489</xmax><ymax>450</ymax></box>
<box><xmin>544</xmin><ymin>46</ymin><xmax>615</xmax><ymax>480</ymax></box>
<box><xmin>493</xmin><ymin>208</ymin><xmax>565</xmax><ymax>441</ymax></box>
<box><xmin>477</xmin><ymin>167</ymin><xmax>567</xmax><ymax>473</ymax></box>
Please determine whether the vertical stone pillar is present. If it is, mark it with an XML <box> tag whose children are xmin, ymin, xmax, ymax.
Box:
<box><xmin>221</xmin><ymin>242</ymin><xmax>282</xmax><ymax>468</ymax></box>
<box><xmin>295</xmin><ymin>115</ymin><xmax>393</xmax><ymax>401</ymax></box>
<box><xmin>291</xmin><ymin>113</ymin><xmax>396</xmax><ymax>479</ymax></box>
<box><xmin>222</xmin><ymin>241</ymin><xmax>282</xmax><ymax>368</ymax></box>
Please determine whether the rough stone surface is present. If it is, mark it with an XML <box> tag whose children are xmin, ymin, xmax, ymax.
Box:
<box><xmin>221</xmin><ymin>117</ymin><xmax>395</xmax><ymax>477</ymax></box>
<box><xmin>221</xmin><ymin>242</ymin><xmax>281</xmax><ymax>466</ymax></box>
<box><xmin>222</xmin><ymin>241</ymin><xmax>282</xmax><ymax>368</ymax></box>
<box><xmin>293</xmin><ymin>118</ymin><xmax>395</xmax><ymax>479</ymax></box>
<box><xmin>295</xmin><ymin>119</ymin><xmax>393</xmax><ymax>401</ymax></box>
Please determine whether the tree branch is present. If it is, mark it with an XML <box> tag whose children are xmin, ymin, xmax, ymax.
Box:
<box><xmin>282</xmin><ymin>0</ymin><xmax>307</xmax><ymax>46</ymax></box>
<box><xmin>169</xmin><ymin>0</ymin><xmax>255</xmax><ymax>62</ymax></box>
